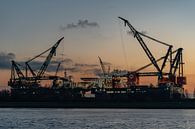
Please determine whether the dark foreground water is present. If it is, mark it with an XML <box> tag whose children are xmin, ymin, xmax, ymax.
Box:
<box><xmin>0</xmin><ymin>109</ymin><xmax>195</xmax><ymax>129</ymax></box>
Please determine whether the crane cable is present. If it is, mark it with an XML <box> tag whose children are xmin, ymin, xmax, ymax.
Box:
<box><xmin>138</xmin><ymin>32</ymin><xmax>171</xmax><ymax>47</ymax></box>
<box><xmin>118</xmin><ymin>20</ymin><xmax>129</xmax><ymax>70</ymax></box>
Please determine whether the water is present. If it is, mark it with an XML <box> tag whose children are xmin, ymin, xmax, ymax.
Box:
<box><xmin>0</xmin><ymin>109</ymin><xmax>195</xmax><ymax>129</ymax></box>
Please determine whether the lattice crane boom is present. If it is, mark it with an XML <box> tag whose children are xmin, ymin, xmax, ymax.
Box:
<box><xmin>37</xmin><ymin>37</ymin><xmax>64</xmax><ymax>78</ymax></box>
<box><xmin>118</xmin><ymin>17</ymin><xmax>161</xmax><ymax>74</ymax></box>
<box><xmin>98</xmin><ymin>56</ymin><xmax>106</xmax><ymax>76</ymax></box>
<box><xmin>11</xmin><ymin>60</ymin><xmax>25</xmax><ymax>79</ymax></box>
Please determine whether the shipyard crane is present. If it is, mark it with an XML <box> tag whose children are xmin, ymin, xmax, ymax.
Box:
<box><xmin>8</xmin><ymin>60</ymin><xmax>25</xmax><ymax>88</ymax></box>
<box><xmin>55</xmin><ymin>62</ymin><xmax>61</xmax><ymax>76</ymax></box>
<box><xmin>37</xmin><ymin>37</ymin><xmax>64</xmax><ymax>78</ymax></box>
<box><xmin>105</xmin><ymin>17</ymin><xmax>186</xmax><ymax>99</ymax></box>
<box><xmin>25</xmin><ymin>37</ymin><xmax>64</xmax><ymax>79</ymax></box>
<box><xmin>8</xmin><ymin>37</ymin><xmax>73</xmax><ymax>90</ymax></box>
<box><xmin>118</xmin><ymin>17</ymin><xmax>186</xmax><ymax>88</ymax></box>
<box><xmin>98</xmin><ymin>56</ymin><xmax>106</xmax><ymax>76</ymax></box>
<box><xmin>118</xmin><ymin>17</ymin><xmax>173</xmax><ymax>79</ymax></box>
<box><xmin>168</xmin><ymin>48</ymin><xmax>186</xmax><ymax>86</ymax></box>
<box><xmin>169</xmin><ymin>48</ymin><xmax>183</xmax><ymax>76</ymax></box>
<box><xmin>10</xmin><ymin>60</ymin><xmax>25</xmax><ymax>80</ymax></box>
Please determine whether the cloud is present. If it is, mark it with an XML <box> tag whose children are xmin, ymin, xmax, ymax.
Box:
<box><xmin>10</xmin><ymin>60</ymin><xmax>60</xmax><ymax>73</ymax></box>
<box><xmin>0</xmin><ymin>52</ymin><xmax>16</xmax><ymax>69</ymax></box>
<box><xmin>60</xmin><ymin>19</ymin><xmax>99</xmax><ymax>31</ymax></box>
<box><xmin>80</xmin><ymin>60</ymin><xmax>112</xmax><ymax>76</ymax></box>
<box><xmin>74</xmin><ymin>63</ymin><xmax>98</xmax><ymax>67</ymax></box>
<box><xmin>64</xmin><ymin>67</ymin><xmax>80</xmax><ymax>73</ymax></box>
<box><xmin>50</xmin><ymin>58</ymin><xmax>73</xmax><ymax>65</ymax></box>
<box><xmin>23</xmin><ymin>59</ymin><xmax>98</xmax><ymax>73</ymax></box>
<box><xmin>62</xmin><ymin>58</ymin><xmax>73</xmax><ymax>64</ymax></box>
<box><xmin>0</xmin><ymin>52</ymin><xmax>60</xmax><ymax>72</ymax></box>
<box><xmin>1</xmin><ymin>52</ymin><xmax>107</xmax><ymax>77</ymax></box>
<box><xmin>24</xmin><ymin>58</ymin><xmax>74</xmax><ymax>73</ymax></box>
<box><xmin>24</xmin><ymin>60</ymin><xmax>67</xmax><ymax>73</ymax></box>
<box><xmin>85</xmin><ymin>68</ymin><xmax>102</xmax><ymax>76</ymax></box>
<box><xmin>62</xmin><ymin>63</ymin><xmax>99</xmax><ymax>73</ymax></box>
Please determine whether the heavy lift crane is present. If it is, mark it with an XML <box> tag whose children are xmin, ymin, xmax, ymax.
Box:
<box><xmin>10</xmin><ymin>61</ymin><xmax>25</xmax><ymax>81</ymax></box>
<box><xmin>25</xmin><ymin>37</ymin><xmax>64</xmax><ymax>79</ymax></box>
<box><xmin>8</xmin><ymin>37</ymin><xmax>65</xmax><ymax>88</ymax></box>
<box><xmin>118</xmin><ymin>17</ymin><xmax>172</xmax><ymax>78</ymax></box>
<box><xmin>118</xmin><ymin>17</ymin><xmax>186</xmax><ymax>87</ymax></box>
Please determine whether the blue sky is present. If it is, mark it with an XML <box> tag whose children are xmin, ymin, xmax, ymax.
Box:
<box><xmin>1</xmin><ymin>0</ymin><xmax>195</xmax><ymax>53</ymax></box>
<box><xmin>1</xmin><ymin>0</ymin><xmax>195</xmax><ymax>90</ymax></box>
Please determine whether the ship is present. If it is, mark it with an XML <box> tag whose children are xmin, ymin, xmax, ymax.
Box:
<box><xmin>0</xmin><ymin>17</ymin><xmax>194</xmax><ymax>109</ymax></box>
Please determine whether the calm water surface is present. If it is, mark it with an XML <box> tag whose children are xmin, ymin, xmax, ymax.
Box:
<box><xmin>0</xmin><ymin>108</ymin><xmax>195</xmax><ymax>129</ymax></box>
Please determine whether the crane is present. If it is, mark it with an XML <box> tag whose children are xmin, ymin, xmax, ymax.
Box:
<box><xmin>9</xmin><ymin>60</ymin><xmax>25</xmax><ymax>88</ymax></box>
<box><xmin>25</xmin><ymin>62</ymin><xmax>36</xmax><ymax>77</ymax></box>
<box><xmin>118</xmin><ymin>17</ymin><xmax>173</xmax><ymax>79</ymax></box>
<box><xmin>98</xmin><ymin>56</ymin><xmax>106</xmax><ymax>76</ymax></box>
<box><xmin>25</xmin><ymin>37</ymin><xmax>64</xmax><ymax>79</ymax></box>
<box><xmin>55</xmin><ymin>62</ymin><xmax>61</xmax><ymax>76</ymax></box>
<box><xmin>8</xmin><ymin>37</ymin><xmax>70</xmax><ymax>90</ymax></box>
<box><xmin>37</xmin><ymin>37</ymin><xmax>64</xmax><ymax>77</ymax></box>
<box><xmin>169</xmin><ymin>48</ymin><xmax>183</xmax><ymax>77</ymax></box>
<box><xmin>118</xmin><ymin>17</ymin><xmax>186</xmax><ymax>87</ymax></box>
<box><xmin>10</xmin><ymin>60</ymin><xmax>25</xmax><ymax>79</ymax></box>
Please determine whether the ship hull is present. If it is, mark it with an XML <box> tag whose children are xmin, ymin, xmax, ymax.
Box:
<box><xmin>0</xmin><ymin>99</ymin><xmax>195</xmax><ymax>109</ymax></box>
<box><xmin>0</xmin><ymin>85</ymin><xmax>187</xmax><ymax>108</ymax></box>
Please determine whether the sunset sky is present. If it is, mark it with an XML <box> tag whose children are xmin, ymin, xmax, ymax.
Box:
<box><xmin>0</xmin><ymin>0</ymin><xmax>195</xmax><ymax>92</ymax></box>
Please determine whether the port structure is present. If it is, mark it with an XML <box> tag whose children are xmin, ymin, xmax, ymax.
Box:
<box><xmin>117</xmin><ymin>17</ymin><xmax>186</xmax><ymax>89</ymax></box>
<box><xmin>8</xmin><ymin>37</ymin><xmax>71</xmax><ymax>89</ymax></box>
<box><xmin>6</xmin><ymin>19</ymin><xmax>187</xmax><ymax>101</ymax></box>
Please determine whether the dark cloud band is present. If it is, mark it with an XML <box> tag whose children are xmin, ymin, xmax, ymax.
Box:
<box><xmin>0</xmin><ymin>51</ymin><xmax>112</xmax><ymax>77</ymax></box>
<box><xmin>0</xmin><ymin>52</ymin><xmax>15</xmax><ymax>69</ymax></box>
